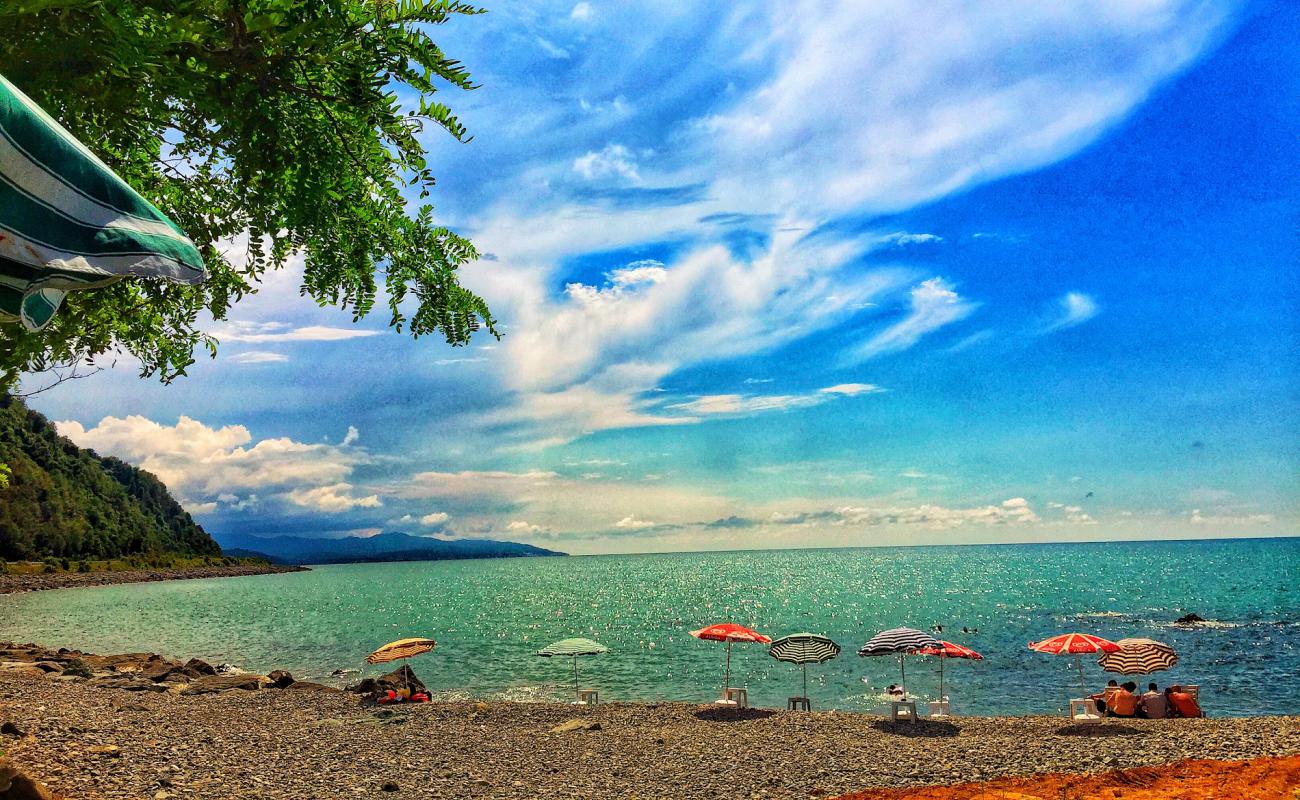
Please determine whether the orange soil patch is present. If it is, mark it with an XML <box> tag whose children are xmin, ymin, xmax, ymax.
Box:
<box><xmin>833</xmin><ymin>755</ymin><xmax>1300</xmax><ymax>800</ymax></box>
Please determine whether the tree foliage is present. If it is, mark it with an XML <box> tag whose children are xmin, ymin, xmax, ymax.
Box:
<box><xmin>0</xmin><ymin>394</ymin><xmax>221</xmax><ymax>560</ymax></box>
<box><xmin>0</xmin><ymin>0</ymin><xmax>497</xmax><ymax>385</ymax></box>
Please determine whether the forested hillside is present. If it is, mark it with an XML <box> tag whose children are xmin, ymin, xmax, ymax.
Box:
<box><xmin>0</xmin><ymin>395</ymin><xmax>220</xmax><ymax>560</ymax></box>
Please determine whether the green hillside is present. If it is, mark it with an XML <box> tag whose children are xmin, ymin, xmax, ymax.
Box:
<box><xmin>0</xmin><ymin>395</ymin><xmax>220</xmax><ymax>561</ymax></box>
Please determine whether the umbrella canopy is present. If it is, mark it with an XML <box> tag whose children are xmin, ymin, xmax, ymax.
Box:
<box><xmin>691</xmin><ymin>623</ymin><xmax>771</xmax><ymax>694</ymax></box>
<box><xmin>537</xmin><ymin>638</ymin><xmax>608</xmax><ymax>700</ymax></box>
<box><xmin>769</xmin><ymin>633</ymin><xmax>840</xmax><ymax>705</ymax></box>
<box><xmin>1028</xmin><ymin>633</ymin><xmax>1121</xmax><ymax>696</ymax></box>
<box><xmin>858</xmin><ymin>627</ymin><xmax>940</xmax><ymax>697</ymax></box>
<box><xmin>366</xmin><ymin>637</ymin><xmax>437</xmax><ymax>664</ymax></box>
<box><xmin>914</xmin><ymin>640</ymin><xmax>983</xmax><ymax>702</ymax></box>
<box><xmin>1098</xmin><ymin>638</ymin><xmax>1179</xmax><ymax>675</ymax></box>
<box><xmin>0</xmin><ymin>72</ymin><xmax>204</xmax><ymax>331</ymax></box>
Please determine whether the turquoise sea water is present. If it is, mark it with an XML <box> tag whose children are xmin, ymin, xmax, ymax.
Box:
<box><xmin>1</xmin><ymin>538</ymin><xmax>1296</xmax><ymax>716</ymax></box>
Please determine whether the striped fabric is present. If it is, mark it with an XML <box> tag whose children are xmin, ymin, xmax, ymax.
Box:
<box><xmin>857</xmin><ymin>627</ymin><xmax>940</xmax><ymax>657</ymax></box>
<box><xmin>0</xmin><ymin>72</ymin><xmax>204</xmax><ymax>331</ymax></box>
<box><xmin>1027</xmin><ymin>632</ymin><xmax>1120</xmax><ymax>656</ymax></box>
<box><xmin>1098</xmin><ymin>638</ymin><xmax>1179</xmax><ymax>675</ymax></box>
<box><xmin>536</xmin><ymin>638</ymin><xmax>609</xmax><ymax>657</ymax></box>
<box><xmin>768</xmin><ymin>633</ymin><xmax>841</xmax><ymax>665</ymax></box>
<box><xmin>365</xmin><ymin>637</ymin><xmax>437</xmax><ymax>664</ymax></box>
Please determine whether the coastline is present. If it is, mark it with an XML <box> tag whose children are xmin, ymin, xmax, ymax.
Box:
<box><xmin>0</xmin><ymin>563</ymin><xmax>307</xmax><ymax>594</ymax></box>
<box><xmin>1</xmin><ymin>643</ymin><xmax>1297</xmax><ymax>799</ymax></box>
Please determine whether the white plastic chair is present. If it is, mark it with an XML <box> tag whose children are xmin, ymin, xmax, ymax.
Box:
<box><xmin>890</xmin><ymin>700</ymin><xmax>917</xmax><ymax>723</ymax></box>
<box><xmin>928</xmin><ymin>700</ymin><xmax>951</xmax><ymax>719</ymax></box>
<box><xmin>1070</xmin><ymin>698</ymin><xmax>1103</xmax><ymax>724</ymax></box>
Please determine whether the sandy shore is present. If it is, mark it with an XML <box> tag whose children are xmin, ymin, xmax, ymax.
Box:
<box><xmin>0</xmin><ymin>563</ymin><xmax>306</xmax><ymax>594</ymax></box>
<box><xmin>2</xmin><ymin>667</ymin><xmax>1297</xmax><ymax>799</ymax></box>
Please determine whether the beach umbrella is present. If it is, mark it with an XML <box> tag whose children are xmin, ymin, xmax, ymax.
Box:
<box><xmin>1028</xmin><ymin>633</ymin><xmax>1121</xmax><ymax>696</ymax></box>
<box><xmin>768</xmin><ymin>633</ymin><xmax>841</xmax><ymax>706</ymax></box>
<box><xmin>690</xmin><ymin>623</ymin><xmax>771</xmax><ymax>694</ymax></box>
<box><xmin>857</xmin><ymin>627</ymin><xmax>940</xmax><ymax>697</ymax></box>
<box><xmin>537</xmin><ymin>637</ymin><xmax>608</xmax><ymax>700</ymax></box>
<box><xmin>915</xmin><ymin>640</ymin><xmax>983</xmax><ymax>703</ymax></box>
<box><xmin>1098</xmin><ymin>638</ymin><xmax>1178</xmax><ymax>676</ymax></box>
<box><xmin>0</xmin><ymin>72</ymin><xmax>204</xmax><ymax>331</ymax></box>
<box><xmin>366</xmin><ymin>637</ymin><xmax>437</xmax><ymax>694</ymax></box>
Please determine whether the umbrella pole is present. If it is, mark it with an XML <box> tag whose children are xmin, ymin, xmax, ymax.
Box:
<box><xmin>1076</xmin><ymin>654</ymin><xmax>1087</xmax><ymax>697</ymax></box>
<box><xmin>939</xmin><ymin>656</ymin><xmax>945</xmax><ymax>702</ymax></box>
<box><xmin>573</xmin><ymin>655</ymin><xmax>580</xmax><ymax>700</ymax></box>
<box><xmin>900</xmin><ymin>655</ymin><xmax>906</xmax><ymax>698</ymax></box>
<box><xmin>802</xmin><ymin>663</ymin><xmax>808</xmax><ymax>701</ymax></box>
<box><xmin>724</xmin><ymin>640</ymin><xmax>733</xmax><ymax>693</ymax></box>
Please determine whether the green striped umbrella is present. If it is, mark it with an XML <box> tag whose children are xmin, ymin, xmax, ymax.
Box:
<box><xmin>537</xmin><ymin>638</ymin><xmax>608</xmax><ymax>700</ymax></box>
<box><xmin>0</xmin><ymin>72</ymin><xmax>204</xmax><ymax>331</ymax></box>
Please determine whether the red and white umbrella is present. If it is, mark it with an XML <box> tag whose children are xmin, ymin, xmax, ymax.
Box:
<box><xmin>914</xmin><ymin>640</ymin><xmax>982</xmax><ymax>702</ymax></box>
<box><xmin>691</xmin><ymin>623</ymin><xmax>771</xmax><ymax>694</ymax></box>
<box><xmin>1029</xmin><ymin>633</ymin><xmax>1121</xmax><ymax>696</ymax></box>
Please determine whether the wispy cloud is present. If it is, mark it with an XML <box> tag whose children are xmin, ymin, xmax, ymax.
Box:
<box><xmin>215</xmin><ymin>321</ymin><xmax>381</xmax><ymax>343</ymax></box>
<box><xmin>227</xmin><ymin>350</ymin><xmax>289</xmax><ymax>364</ymax></box>
<box><xmin>1044</xmin><ymin>291</ymin><xmax>1100</xmax><ymax>332</ymax></box>
<box><xmin>844</xmin><ymin>278</ymin><xmax>978</xmax><ymax>363</ymax></box>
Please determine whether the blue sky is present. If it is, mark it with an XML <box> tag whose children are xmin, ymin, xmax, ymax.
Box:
<box><xmin>31</xmin><ymin>0</ymin><xmax>1298</xmax><ymax>553</ymax></box>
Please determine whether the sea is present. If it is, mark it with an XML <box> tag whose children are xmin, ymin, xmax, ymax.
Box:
<box><xmin>2</xmin><ymin>538</ymin><xmax>1296</xmax><ymax>717</ymax></box>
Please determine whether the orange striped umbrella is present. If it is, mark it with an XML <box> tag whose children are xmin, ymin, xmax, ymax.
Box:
<box><xmin>366</xmin><ymin>637</ymin><xmax>437</xmax><ymax>695</ymax></box>
<box><xmin>366</xmin><ymin>637</ymin><xmax>437</xmax><ymax>664</ymax></box>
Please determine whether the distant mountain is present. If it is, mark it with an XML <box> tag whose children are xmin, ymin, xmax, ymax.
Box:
<box><xmin>213</xmin><ymin>530</ymin><xmax>566</xmax><ymax>564</ymax></box>
<box><xmin>0</xmin><ymin>395</ymin><xmax>220</xmax><ymax>561</ymax></box>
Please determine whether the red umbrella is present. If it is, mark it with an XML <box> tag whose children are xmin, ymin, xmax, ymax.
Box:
<box><xmin>1029</xmin><ymin>633</ymin><xmax>1121</xmax><ymax>696</ymax></box>
<box><xmin>691</xmin><ymin>623</ymin><xmax>771</xmax><ymax>695</ymax></box>
<box><xmin>914</xmin><ymin>640</ymin><xmax>982</xmax><ymax>702</ymax></box>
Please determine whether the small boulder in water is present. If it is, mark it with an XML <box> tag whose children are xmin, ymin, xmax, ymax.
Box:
<box><xmin>1175</xmin><ymin>613</ymin><xmax>1206</xmax><ymax>624</ymax></box>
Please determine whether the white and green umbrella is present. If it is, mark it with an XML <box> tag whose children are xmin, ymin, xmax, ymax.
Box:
<box><xmin>768</xmin><ymin>633</ymin><xmax>841</xmax><ymax>707</ymax></box>
<box><xmin>537</xmin><ymin>638</ymin><xmax>608</xmax><ymax>700</ymax></box>
<box><xmin>0</xmin><ymin>72</ymin><xmax>204</xmax><ymax>331</ymax></box>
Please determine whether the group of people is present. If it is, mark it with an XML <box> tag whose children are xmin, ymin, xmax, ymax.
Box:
<box><xmin>1091</xmin><ymin>680</ymin><xmax>1204</xmax><ymax>719</ymax></box>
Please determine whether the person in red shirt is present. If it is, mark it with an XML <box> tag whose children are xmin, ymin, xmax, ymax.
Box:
<box><xmin>1167</xmin><ymin>685</ymin><xmax>1204</xmax><ymax>718</ymax></box>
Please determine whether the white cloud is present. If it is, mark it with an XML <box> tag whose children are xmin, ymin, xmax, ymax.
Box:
<box><xmin>1044</xmin><ymin>291</ymin><xmax>1100</xmax><ymax>332</ymax></box>
<box><xmin>227</xmin><ymin>350</ymin><xmax>288</xmax><ymax>364</ymax></box>
<box><xmin>57</xmin><ymin>415</ymin><xmax>373</xmax><ymax>514</ymax></box>
<box><xmin>1188</xmin><ymin>509</ymin><xmax>1274</xmax><ymax>526</ymax></box>
<box><xmin>286</xmin><ymin>483</ymin><xmax>381</xmax><ymax>512</ymax></box>
<box><xmin>572</xmin><ymin>144</ymin><xmax>641</xmax><ymax>183</ymax></box>
<box><xmin>845</xmin><ymin>278</ymin><xmax>978</xmax><ymax>362</ymax></box>
<box><xmin>536</xmin><ymin>36</ymin><xmax>571</xmax><ymax>60</ymax></box>
<box><xmin>341</xmin><ymin>426</ymin><xmax>360</xmax><ymax>446</ymax></box>
<box><xmin>819</xmin><ymin>383</ymin><xmax>882</xmax><ymax>396</ymax></box>
<box><xmin>420</xmin><ymin>511</ymin><xmax>451</xmax><ymax>526</ymax></box>
<box><xmin>880</xmin><ymin>232</ymin><xmax>944</xmax><ymax>246</ymax></box>
<box><xmin>570</xmin><ymin>2</ymin><xmax>592</xmax><ymax>21</ymax></box>
<box><xmin>615</xmin><ymin>515</ymin><xmax>657</xmax><ymax>529</ymax></box>
<box><xmin>507</xmin><ymin>520</ymin><xmax>550</xmax><ymax>535</ymax></box>
<box><xmin>608</xmin><ymin>261</ymin><xmax>668</xmax><ymax>287</ymax></box>
<box><xmin>215</xmin><ymin>321</ymin><xmax>381</xmax><ymax>343</ymax></box>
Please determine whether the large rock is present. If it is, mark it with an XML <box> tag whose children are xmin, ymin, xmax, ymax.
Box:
<box><xmin>1175</xmin><ymin>613</ymin><xmax>1206</xmax><ymax>624</ymax></box>
<box><xmin>180</xmin><ymin>674</ymin><xmax>268</xmax><ymax>695</ymax></box>
<box><xmin>0</xmin><ymin>759</ymin><xmax>55</xmax><ymax>800</ymax></box>
<box><xmin>346</xmin><ymin>666</ymin><xmax>426</xmax><ymax>697</ymax></box>
<box><xmin>267</xmin><ymin>670</ymin><xmax>295</xmax><ymax>689</ymax></box>
<box><xmin>184</xmin><ymin>658</ymin><xmax>217</xmax><ymax>676</ymax></box>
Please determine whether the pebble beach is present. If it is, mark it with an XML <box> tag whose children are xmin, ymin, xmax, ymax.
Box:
<box><xmin>1</xmin><ymin>644</ymin><xmax>1297</xmax><ymax>800</ymax></box>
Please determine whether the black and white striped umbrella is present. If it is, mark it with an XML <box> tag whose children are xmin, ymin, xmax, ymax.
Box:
<box><xmin>769</xmin><ymin>633</ymin><xmax>841</xmax><ymax>707</ymax></box>
<box><xmin>1098</xmin><ymin>638</ymin><xmax>1179</xmax><ymax>675</ymax></box>
<box><xmin>858</xmin><ymin>627</ymin><xmax>939</xmax><ymax>698</ymax></box>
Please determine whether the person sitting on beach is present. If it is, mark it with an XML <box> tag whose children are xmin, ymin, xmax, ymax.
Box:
<box><xmin>1167</xmin><ymin>685</ymin><xmax>1204</xmax><ymax>718</ymax></box>
<box><xmin>1106</xmin><ymin>681</ymin><xmax>1139</xmax><ymax>717</ymax></box>
<box><xmin>886</xmin><ymin>684</ymin><xmax>905</xmax><ymax>699</ymax></box>
<box><xmin>1092</xmin><ymin>679</ymin><xmax>1119</xmax><ymax>713</ymax></box>
<box><xmin>1139</xmin><ymin>682</ymin><xmax>1168</xmax><ymax>719</ymax></box>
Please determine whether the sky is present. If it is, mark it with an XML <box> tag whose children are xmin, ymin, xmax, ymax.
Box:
<box><xmin>27</xmin><ymin>0</ymin><xmax>1299</xmax><ymax>554</ymax></box>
